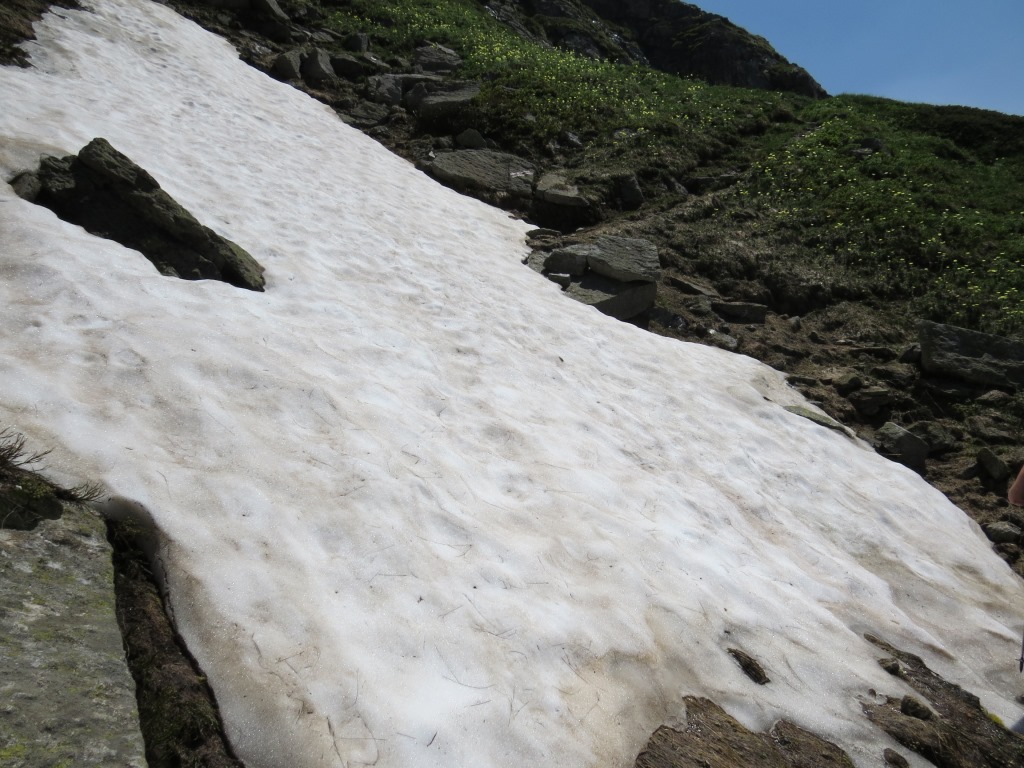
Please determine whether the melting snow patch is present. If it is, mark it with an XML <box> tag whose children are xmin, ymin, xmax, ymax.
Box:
<box><xmin>1</xmin><ymin>1</ymin><xmax>1023</xmax><ymax>766</ymax></box>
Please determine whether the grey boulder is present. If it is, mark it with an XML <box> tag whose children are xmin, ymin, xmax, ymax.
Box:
<box><xmin>919</xmin><ymin>320</ymin><xmax>1024</xmax><ymax>389</ymax></box>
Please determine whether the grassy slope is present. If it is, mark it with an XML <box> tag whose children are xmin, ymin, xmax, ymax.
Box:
<box><xmin>328</xmin><ymin>0</ymin><xmax>1024</xmax><ymax>338</ymax></box>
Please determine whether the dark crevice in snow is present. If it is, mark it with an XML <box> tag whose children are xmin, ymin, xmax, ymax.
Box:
<box><xmin>108</xmin><ymin>517</ymin><xmax>245</xmax><ymax>768</ymax></box>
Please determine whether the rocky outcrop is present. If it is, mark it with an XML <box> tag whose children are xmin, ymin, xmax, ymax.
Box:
<box><xmin>529</xmin><ymin>234</ymin><xmax>661</xmax><ymax>319</ymax></box>
<box><xmin>14</xmin><ymin>138</ymin><xmax>265</xmax><ymax>291</ymax></box>
<box><xmin>919</xmin><ymin>320</ymin><xmax>1024</xmax><ymax>389</ymax></box>
<box><xmin>576</xmin><ymin>0</ymin><xmax>826</xmax><ymax>97</ymax></box>
<box><xmin>1</xmin><ymin>503</ymin><xmax>147</xmax><ymax>766</ymax></box>
<box><xmin>422</xmin><ymin>149</ymin><xmax>536</xmax><ymax>201</ymax></box>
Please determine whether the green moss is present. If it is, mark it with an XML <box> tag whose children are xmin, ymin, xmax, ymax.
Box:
<box><xmin>744</xmin><ymin>97</ymin><xmax>1024</xmax><ymax>335</ymax></box>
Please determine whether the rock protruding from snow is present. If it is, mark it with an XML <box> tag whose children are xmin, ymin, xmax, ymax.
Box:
<box><xmin>24</xmin><ymin>138</ymin><xmax>265</xmax><ymax>291</ymax></box>
<box><xmin>919</xmin><ymin>320</ymin><xmax>1024</xmax><ymax>389</ymax></box>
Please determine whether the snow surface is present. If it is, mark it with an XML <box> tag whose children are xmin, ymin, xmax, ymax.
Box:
<box><xmin>1</xmin><ymin>2</ymin><xmax>1022</xmax><ymax>766</ymax></box>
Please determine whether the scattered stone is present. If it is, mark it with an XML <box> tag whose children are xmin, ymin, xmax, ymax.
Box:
<box><xmin>916</xmin><ymin>375</ymin><xmax>977</xmax><ymax>401</ymax></box>
<box><xmin>365</xmin><ymin>73</ymin><xmax>404</xmax><ymax>105</ymax></box>
<box><xmin>544</xmin><ymin>246</ymin><xmax>590</xmax><ymax>276</ymax></box>
<box><xmin>416</xmin><ymin>81</ymin><xmax>481</xmax><ymax>122</ymax></box>
<box><xmin>535</xmin><ymin>171</ymin><xmax>590</xmax><ymax>207</ymax></box>
<box><xmin>525</xmin><ymin>227</ymin><xmax>561</xmax><ymax>240</ymax></box>
<box><xmin>422</xmin><ymin>149</ymin><xmax>535</xmax><ymax>199</ymax></box>
<box><xmin>899</xmin><ymin>344</ymin><xmax>921</xmax><ymax>364</ymax></box>
<box><xmin>879</xmin><ymin>658</ymin><xmax>901</xmax><ymax>676</ymax></box>
<box><xmin>787</xmin><ymin>375</ymin><xmax>818</xmax><ymax>388</ymax></box>
<box><xmin>582</xmin><ymin>236</ymin><xmax>661</xmax><ymax>283</ymax></box>
<box><xmin>977</xmin><ymin>389</ymin><xmax>1012</xmax><ymax>405</ymax></box>
<box><xmin>727</xmin><ymin>648</ymin><xmax>770</xmax><ymax>684</ymax></box>
<box><xmin>271</xmin><ymin>49</ymin><xmax>302</xmax><ymax>80</ymax></box>
<box><xmin>612</xmin><ymin>172</ymin><xmax>644</xmax><ymax>210</ymax></box>
<box><xmin>852</xmin><ymin>345</ymin><xmax>898</xmax><ymax>361</ymax></box>
<box><xmin>545</xmin><ymin>273</ymin><xmax>572</xmax><ymax>289</ymax></box>
<box><xmin>919</xmin><ymin>320</ymin><xmax>1024</xmax><ymax>389</ymax></box>
<box><xmin>343</xmin><ymin>32</ymin><xmax>370</xmax><ymax>52</ymax></box>
<box><xmin>907</xmin><ymin>421</ymin><xmax>958</xmax><ymax>456</ymax></box>
<box><xmin>31</xmin><ymin>138</ymin><xmax>264</xmax><ymax>290</ymax></box>
<box><xmin>870</xmin><ymin>363</ymin><xmax>917</xmax><ymax>389</ymax></box>
<box><xmin>875</xmin><ymin>422</ymin><xmax>929</xmax><ymax>473</ymax></box>
<box><xmin>706</xmin><ymin>329</ymin><xmax>738</xmax><ymax>351</ymax></box>
<box><xmin>966</xmin><ymin>415</ymin><xmax>1016</xmax><ymax>444</ymax></box>
<box><xmin>196</xmin><ymin>0</ymin><xmax>249</xmax><ymax>10</ymax></box>
<box><xmin>455</xmin><ymin>128</ymin><xmax>487</xmax><ymax>148</ymax></box>
<box><xmin>300</xmin><ymin>47</ymin><xmax>336</xmax><ymax>83</ymax></box>
<box><xmin>899</xmin><ymin>695</ymin><xmax>932</xmax><ymax>721</ymax></box>
<box><xmin>341</xmin><ymin>100</ymin><xmax>391</xmax><ymax>128</ymax></box>
<box><xmin>250</xmin><ymin>0</ymin><xmax>288</xmax><ymax>23</ymax></box>
<box><xmin>977</xmin><ymin>447</ymin><xmax>1010</xmax><ymax>481</ymax></box>
<box><xmin>666</xmin><ymin>274</ymin><xmax>720</xmax><ymax>297</ymax></box>
<box><xmin>834</xmin><ymin>372</ymin><xmax>864</xmax><ymax>396</ymax></box>
<box><xmin>848</xmin><ymin>387</ymin><xmax>892</xmax><ymax>416</ymax></box>
<box><xmin>983</xmin><ymin>521</ymin><xmax>1021</xmax><ymax>544</ymax></box>
<box><xmin>329</xmin><ymin>51</ymin><xmax>387</xmax><ymax>78</ymax></box>
<box><xmin>565</xmin><ymin>273</ymin><xmax>657</xmax><ymax>320</ymax></box>
<box><xmin>366</xmin><ymin>73</ymin><xmax>446</xmax><ymax>107</ymax></box>
<box><xmin>414</xmin><ymin>43</ymin><xmax>463</xmax><ymax>72</ymax></box>
<box><xmin>648</xmin><ymin>307</ymin><xmax>687</xmax><ymax>331</ymax></box>
<box><xmin>711</xmin><ymin>300</ymin><xmax>767</xmax><ymax>324</ymax></box>
<box><xmin>883</xmin><ymin>748</ymin><xmax>910</xmax><ymax>767</ymax></box>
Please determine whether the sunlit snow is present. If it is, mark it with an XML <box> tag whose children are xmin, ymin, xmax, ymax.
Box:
<box><xmin>1</xmin><ymin>2</ymin><xmax>1022</xmax><ymax>766</ymax></box>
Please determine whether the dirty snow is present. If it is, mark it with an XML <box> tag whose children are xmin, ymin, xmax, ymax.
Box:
<box><xmin>0</xmin><ymin>1</ymin><xmax>1022</xmax><ymax>766</ymax></box>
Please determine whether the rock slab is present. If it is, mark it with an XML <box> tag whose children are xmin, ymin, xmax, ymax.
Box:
<box><xmin>423</xmin><ymin>149</ymin><xmax>535</xmax><ymax>199</ymax></box>
<box><xmin>565</xmin><ymin>273</ymin><xmax>658</xmax><ymax>321</ymax></box>
<box><xmin>0</xmin><ymin>503</ymin><xmax>146</xmax><ymax>766</ymax></box>
<box><xmin>919</xmin><ymin>320</ymin><xmax>1024</xmax><ymax>389</ymax></box>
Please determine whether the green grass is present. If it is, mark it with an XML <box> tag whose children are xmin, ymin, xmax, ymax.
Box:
<box><xmin>326</xmin><ymin>0</ymin><xmax>797</xmax><ymax>164</ymax></box>
<box><xmin>325</xmin><ymin>0</ymin><xmax>1024</xmax><ymax>338</ymax></box>
<box><xmin>745</xmin><ymin>97</ymin><xmax>1024</xmax><ymax>334</ymax></box>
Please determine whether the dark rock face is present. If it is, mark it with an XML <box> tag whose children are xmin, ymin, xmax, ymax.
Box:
<box><xmin>21</xmin><ymin>138</ymin><xmax>265</xmax><ymax>291</ymax></box>
<box><xmin>635</xmin><ymin>696</ymin><xmax>854</xmax><ymax>768</ymax></box>
<box><xmin>577</xmin><ymin>0</ymin><xmax>826</xmax><ymax>98</ymax></box>
<box><xmin>919</xmin><ymin>320</ymin><xmax>1024</xmax><ymax>389</ymax></box>
<box><xmin>422</xmin><ymin>149</ymin><xmax>536</xmax><ymax>199</ymax></box>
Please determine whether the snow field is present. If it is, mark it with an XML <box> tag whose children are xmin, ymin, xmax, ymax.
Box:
<box><xmin>1</xmin><ymin>2</ymin><xmax>1023</xmax><ymax>766</ymax></box>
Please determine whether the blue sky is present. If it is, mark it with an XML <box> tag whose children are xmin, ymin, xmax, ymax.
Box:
<box><xmin>691</xmin><ymin>1</ymin><xmax>1024</xmax><ymax>115</ymax></box>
